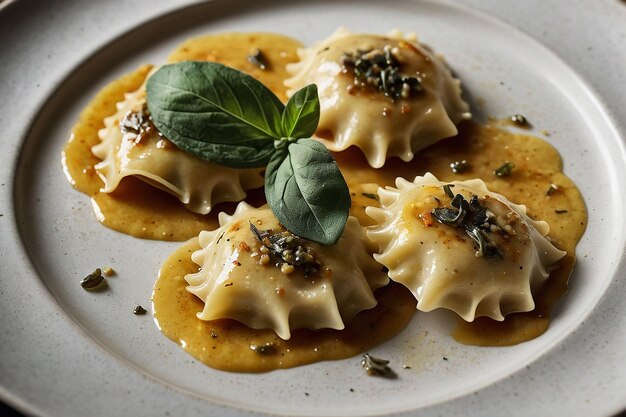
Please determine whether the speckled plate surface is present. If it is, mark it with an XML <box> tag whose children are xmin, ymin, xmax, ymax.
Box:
<box><xmin>1</xmin><ymin>0</ymin><xmax>625</xmax><ymax>416</ymax></box>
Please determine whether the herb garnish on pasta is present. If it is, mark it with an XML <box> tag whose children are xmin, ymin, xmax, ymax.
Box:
<box><xmin>146</xmin><ymin>61</ymin><xmax>350</xmax><ymax>245</ymax></box>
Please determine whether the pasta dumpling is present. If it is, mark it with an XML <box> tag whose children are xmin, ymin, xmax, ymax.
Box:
<box><xmin>285</xmin><ymin>28</ymin><xmax>471</xmax><ymax>168</ymax></box>
<box><xmin>92</xmin><ymin>76</ymin><xmax>264</xmax><ymax>214</ymax></box>
<box><xmin>185</xmin><ymin>203</ymin><xmax>389</xmax><ymax>340</ymax></box>
<box><xmin>366</xmin><ymin>173</ymin><xmax>565</xmax><ymax>321</ymax></box>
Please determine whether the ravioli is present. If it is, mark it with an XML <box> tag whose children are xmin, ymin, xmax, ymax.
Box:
<box><xmin>185</xmin><ymin>202</ymin><xmax>389</xmax><ymax>340</ymax></box>
<box><xmin>285</xmin><ymin>28</ymin><xmax>470</xmax><ymax>168</ymax></box>
<box><xmin>92</xmin><ymin>76</ymin><xmax>264</xmax><ymax>215</ymax></box>
<box><xmin>366</xmin><ymin>173</ymin><xmax>566</xmax><ymax>321</ymax></box>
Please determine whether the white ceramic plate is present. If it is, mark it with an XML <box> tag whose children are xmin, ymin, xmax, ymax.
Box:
<box><xmin>1</xmin><ymin>0</ymin><xmax>625</xmax><ymax>416</ymax></box>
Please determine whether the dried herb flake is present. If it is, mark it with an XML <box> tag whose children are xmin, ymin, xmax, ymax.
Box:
<box><xmin>546</xmin><ymin>184</ymin><xmax>559</xmax><ymax>196</ymax></box>
<box><xmin>80</xmin><ymin>268</ymin><xmax>106</xmax><ymax>291</ymax></box>
<box><xmin>247</xmin><ymin>48</ymin><xmax>269</xmax><ymax>70</ymax></box>
<box><xmin>361</xmin><ymin>353</ymin><xmax>394</xmax><ymax>377</ymax></box>
<box><xmin>133</xmin><ymin>305</ymin><xmax>147</xmax><ymax>315</ymax></box>
<box><xmin>510</xmin><ymin>114</ymin><xmax>530</xmax><ymax>127</ymax></box>
<box><xmin>341</xmin><ymin>46</ymin><xmax>422</xmax><ymax>100</ymax></box>
<box><xmin>494</xmin><ymin>162</ymin><xmax>515</xmax><ymax>177</ymax></box>
<box><xmin>431</xmin><ymin>187</ymin><xmax>504</xmax><ymax>259</ymax></box>
<box><xmin>249</xmin><ymin>223</ymin><xmax>321</xmax><ymax>277</ymax></box>
<box><xmin>450</xmin><ymin>160</ymin><xmax>470</xmax><ymax>174</ymax></box>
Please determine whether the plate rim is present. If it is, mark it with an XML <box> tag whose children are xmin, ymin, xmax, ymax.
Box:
<box><xmin>1</xmin><ymin>0</ymin><xmax>626</xmax><ymax>416</ymax></box>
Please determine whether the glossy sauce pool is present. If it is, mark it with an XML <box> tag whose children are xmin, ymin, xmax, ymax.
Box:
<box><xmin>62</xmin><ymin>33</ymin><xmax>300</xmax><ymax>241</ymax></box>
<box><xmin>63</xmin><ymin>33</ymin><xmax>587</xmax><ymax>371</ymax></box>
<box><xmin>154</xmin><ymin>239</ymin><xmax>416</xmax><ymax>372</ymax></box>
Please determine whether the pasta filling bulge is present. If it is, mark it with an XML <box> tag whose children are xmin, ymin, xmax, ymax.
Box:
<box><xmin>185</xmin><ymin>203</ymin><xmax>389</xmax><ymax>340</ymax></box>
<box><xmin>285</xmin><ymin>28</ymin><xmax>471</xmax><ymax>168</ymax></box>
<box><xmin>366</xmin><ymin>173</ymin><xmax>566</xmax><ymax>322</ymax></box>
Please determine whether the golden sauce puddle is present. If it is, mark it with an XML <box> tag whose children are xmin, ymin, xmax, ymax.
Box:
<box><xmin>63</xmin><ymin>32</ymin><xmax>587</xmax><ymax>369</ymax></box>
<box><xmin>153</xmin><ymin>238</ymin><xmax>416</xmax><ymax>372</ymax></box>
<box><xmin>338</xmin><ymin>121</ymin><xmax>585</xmax><ymax>346</ymax></box>
<box><xmin>62</xmin><ymin>33</ymin><xmax>301</xmax><ymax>241</ymax></box>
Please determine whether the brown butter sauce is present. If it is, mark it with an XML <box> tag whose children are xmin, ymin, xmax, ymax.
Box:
<box><xmin>153</xmin><ymin>238</ymin><xmax>416</xmax><ymax>372</ymax></box>
<box><xmin>64</xmin><ymin>33</ymin><xmax>587</xmax><ymax>368</ymax></box>
<box><xmin>340</xmin><ymin>122</ymin><xmax>585</xmax><ymax>346</ymax></box>
<box><xmin>152</xmin><ymin>33</ymin><xmax>417</xmax><ymax>372</ymax></box>
<box><xmin>62</xmin><ymin>33</ymin><xmax>301</xmax><ymax>241</ymax></box>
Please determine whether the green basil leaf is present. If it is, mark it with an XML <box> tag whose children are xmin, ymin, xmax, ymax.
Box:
<box><xmin>280</xmin><ymin>84</ymin><xmax>320</xmax><ymax>139</ymax></box>
<box><xmin>146</xmin><ymin>61</ymin><xmax>284</xmax><ymax>168</ymax></box>
<box><xmin>265</xmin><ymin>138</ymin><xmax>350</xmax><ymax>245</ymax></box>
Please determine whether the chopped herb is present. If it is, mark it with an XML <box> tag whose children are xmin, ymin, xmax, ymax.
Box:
<box><xmin>250</xmin><ymin>223</ymin><xmax>321</xmax><ymax>277</ymax></box>
<box><xmin>546</xmin><ymin>184</ymin><xmax>559</xmax><ymax>196</ymax></box>
<box><xmin>443</xmin><ymin>184</ymin><xmax>455</xmax><ymax>199</ymax></box>
<box><xmin>341</xmin><ymin>46</ymin><xmax>422</xmax><ymax>100</ymax></box>
<box><xmin>249</xmin><ymin>342</ymin><xmax>276</xmax><ymax>355</ymax></box>
<box><xmin>247</xmin><ymin>48</ymin><xmax>269</xmax><ymax>70</ymax></box>
<box><xmin>361</xmin><ymin>353</ymin><xmax>395</xmax><ymax>378</ymax></box>
<box><xmin>361</xmin><ymin>192</ymin><xmax>378</xmax><ymax>200</ymax></box>
<box><xmin>494</xmin><ymin>162</ymin><xmax>515</xmax><ymax>177</ymax></box>
<box><xmin>555</xmin><ymin>209</ymin><xmax>568</xmax><ymax>214</ymax></box>
<box><xmin>510</xmin><ymin>114</ymin><xmax>530</xmax><ymax>127</ymax></box>
<box><xmin>80</xmin><ymin>268</ymin><xmax>106</xmax><ymax>290</ymax></box>
<box><xmin>432</xmin><ymin>206</ymin><xmax>465</xmax><ymax>227</ymax></box>
<box><xmin>120</xmin><ymin>109</ymin><xmax>150</xmax><ymax>135</ymax></box>
<box><xmin>133</xmin><ymin>305</ymin><xmax>147</xmax><ymax>315</ymax></box>
<box><xmin>431</xmin><ymin>187</ymin><xmax>504</xmax><ymax>259</ymax></box>
<box><xmin>450</xmin><ymin>160</ymin><xmax>470</xmax><ymax>174</ymax></box>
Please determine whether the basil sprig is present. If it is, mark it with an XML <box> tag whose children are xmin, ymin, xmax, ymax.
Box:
<box><xmin>146</xmin><ymin>61</ymin><xmax>350</xmax><ymax>245</ymax></box>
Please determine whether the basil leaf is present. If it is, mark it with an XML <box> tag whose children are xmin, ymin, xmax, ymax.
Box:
<box><xmin>280</xmin><ymin>84</ymin><xmax>320</xmax><ymax>139</ymax></box>
<box><xmin>146</xmin><ymin>61</ymin><xmax>284</xmax><ymax>168</ymax></box>
<box><xmin>146</xmin><ymin>61</ymin><xmax>349</xmax><ymax>244</ymax></box>
<box><xmin>265</xmin><ymin>138</ymin><xmax>350</xmax><ymax>245</ymax></box>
